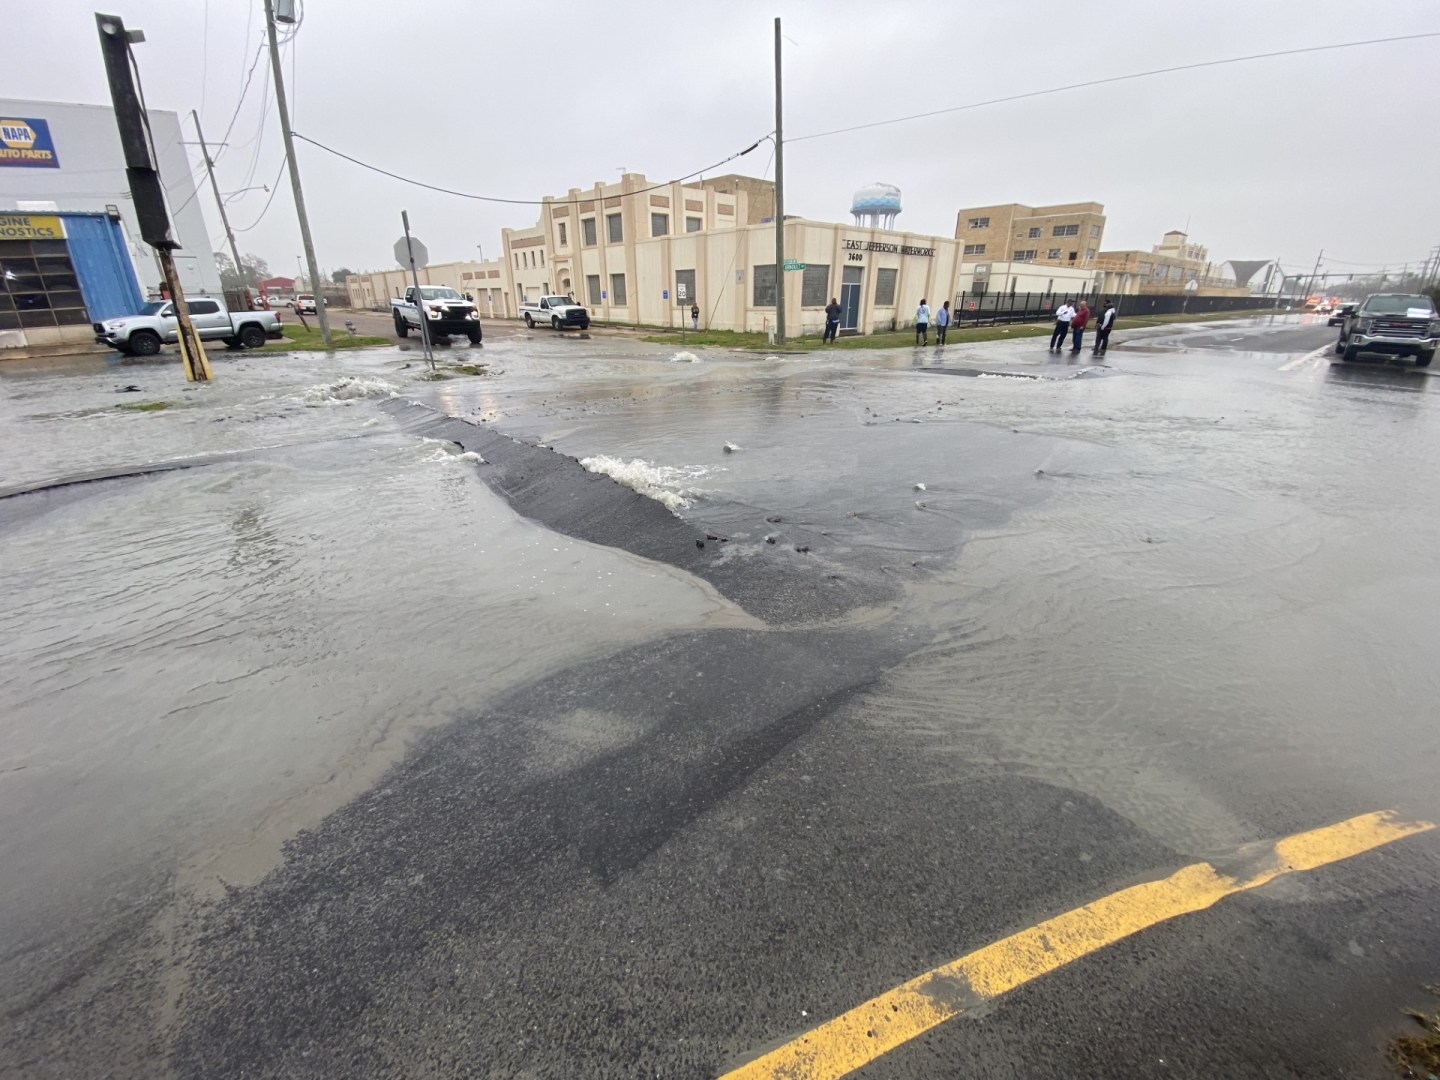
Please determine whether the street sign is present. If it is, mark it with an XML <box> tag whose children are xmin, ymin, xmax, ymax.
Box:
<box><xmin>394</xmin><ymin>235</ymin><xmax>429</xmax><ymax>270</ymax></box>
<box><xmin>677</xmin><ymin>283</ymin><xmax>688</xmax><ymax>300</ymax></box>
<box><xmin>662</xmin><ymin>289</ymin><xmax>669</xmax><ymax>300</ymax></box>
<box><xmin>783</xmin><ymin>259</ymin><xmax>805</xmax><ymax>271</ymax></box>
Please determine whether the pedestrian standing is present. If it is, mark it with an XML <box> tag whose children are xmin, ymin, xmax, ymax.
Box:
<box><xmin>935</xmin><ymin>300</ymin><xmax>951</xmax><ymax>345</ymax></box>
<box><xmin>1093</xmin><ymin>300</ymin><xmax>1116</xmax><ymax>356</ymax></box>
<box><xmin>823</xmin><ymin>297</ymin><xmax>842</xmax><ymax>343</ymax></box>
<box><xmin>690</xmin><ymin>302</ymin><xmax>700</xmax><ymax>331</ymax></box>
<box><xmin>1050</xmin><ymin>298</ymin><xmax>1076</xmax><ymax>351</ymax></box>
<box><xmin>1069</xmin><ymin>300</ymin><xmax>1090</xmax><ymax>353</ymax></box>
<box><xmin>915</xmin><ymin>299</ymin><xmax>931</xmax><ymax>345</ymax></box>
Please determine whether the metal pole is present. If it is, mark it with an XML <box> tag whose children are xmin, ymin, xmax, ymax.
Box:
<box><xmin>264</xmin><ymin>0</ymin><xmax>331</xmax><ymax>345</ymax></box>
<box><xmin>402</xmin><ymin>210</ymin><xmax>434</xmax><ymax>368</ymax></box>
<box><xmin>193</xmin><ymin>109</ymin><xmax>250</xmax><ymax>311</ymax></box>
<box><xmin>1305</xmin><ymin>249</ymin><xmax>1323</xmax><ymax>302</ymax></box>
<box><xmin>773</xmin><ymin>16</ymin><xmax>785</xmax><ymax>346</ymax></box>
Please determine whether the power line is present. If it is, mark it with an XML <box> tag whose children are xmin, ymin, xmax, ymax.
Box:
<box><xmin>232</xmin><ymin>156</ymin><xmax>289</xmax><ymax>232</ymax></box>
<box><xmin>213</xmin><ymin>41</ymin><xmax>267</xmax><ymax>164</ymax></box>
<box><xmin>290</xmin><ymin>131</ymin><xmax>770</xmax><ymax>207</ymax></box>
<box><xmin>791</xmin><ymin>30</ymin><xmax>1440</xmax><ymax>143</ymax></box>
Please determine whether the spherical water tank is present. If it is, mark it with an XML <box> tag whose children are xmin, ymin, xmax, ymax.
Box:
<box><xmin>851</xmin><ymin>183</ymin><xmax>902</xmax><ymax>229</ymax></box>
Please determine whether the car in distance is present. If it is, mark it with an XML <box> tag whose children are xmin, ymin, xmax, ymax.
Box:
<box><xmin>1336</xmin><ymin>293</ymin><xmax>1439</xmax><ymax>367</ymax></box>
<box><xmin>95</xmin><ymin>297</ymin><xmax>283</xmax><ymax>356</ymax></box>
<box><xmin>520</xmin><ymin>295</ymin><xmax>591</xmax><ymax>331</ymax></box>
<box><xmin>295</xmin><ymin>293</ymin><xmax>317</xmax><ymax>315</ymax></box>
<box><xmin>390</xmin><ymin>285</ymin><xmax>482</xmax><ymax>344</ymax></box>
<box><xmin>1327</xmin><ymin>303</ymin><xmax>1356</xmax><ymax>327</ymax></box>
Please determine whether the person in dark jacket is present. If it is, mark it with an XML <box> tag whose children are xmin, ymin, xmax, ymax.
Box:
<box><xmin>1092</xmin><ymin>300</ymin><xmax>1116</xmax><ymax>355</ymax></box>
<box><xmin>823</xmin><ymin>298</ymin><xmax>842</xmax><ymax>343</ymax></box>
<box><xmin>1069</xmin><ymin>300</ymin><xmax>1090</xmax><ymax>353</ymax></box>
<box><xmin>690</xmin><ymin>302</ymin><xmax>700</xmax><ymax>331</ymax></box>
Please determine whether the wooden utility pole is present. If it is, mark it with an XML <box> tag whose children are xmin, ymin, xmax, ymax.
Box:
<box><xmin>192</xmin><ymin>109</ymin><xmax>251</xmax><ymax>311</ymax></box>
<box><xmin>264</xmin><ymin>0</ymin><xmax>331</xmax><ymax>344</ymax></box>
<box><xmin>773</xmin><ymin>16</ymin><xmax>785</xmax><ymax>346</ymax></box>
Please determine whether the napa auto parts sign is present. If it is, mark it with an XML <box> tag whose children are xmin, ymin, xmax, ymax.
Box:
<box><xmin>0</xmin><ymin>118</ymin><xmax>60</xmax><ymax>168</ymax></box>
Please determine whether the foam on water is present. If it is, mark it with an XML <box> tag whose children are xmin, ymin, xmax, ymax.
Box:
<box><xmin>579</xmin><ymin>454</ymin><xmax>707</xmax><ymax>511</ymax></box>
<box><xmin>670</xmin><ymin>351</ymin><xmax>701</xmax><ymax>364</ymax></box>
<box><xmin>300</xmin><ymin>376</ymin><xmax>400</xmax><ymax>406</ymax></box>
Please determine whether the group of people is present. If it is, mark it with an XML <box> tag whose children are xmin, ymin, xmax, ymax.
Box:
<box><xmin>822</xmin><ymin>297</ymin><xmax>954</xmax><ymax>345</ymax></box>
<box><xmin>1050</xmin><ymin>298</ymin><xmax>1117</xmax><ymax>356</ymax></box>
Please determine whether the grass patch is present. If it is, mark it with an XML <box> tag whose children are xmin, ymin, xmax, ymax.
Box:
<box><xmin>116</xmin><ymin>400</ymin><xmax>171</xmax><ymax>412</ymax></box>
<box><xmin>415</xmin><ymin>370</ymin><xmax>453</xmax><ymax>380</ymax></box>
<box><xmin>450</xmin><ymin>363</ymin><xmax>490</xmax><ymax>376</ymax></box>
<box><xmin>639</xmin><ymin>307</ymin><xmax>1284</xmax><ymax>352</ymax></box>
<box><xmin>254</xmin><ymin>323</ymin><xmax>390</xmax><ymax>353</ymax></box>
<box><xmin>1389</xmin><ymin>985</ymin><xmax>1440</xmax><ymax>1076</ymax></box>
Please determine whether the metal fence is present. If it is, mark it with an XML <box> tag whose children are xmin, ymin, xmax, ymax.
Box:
<box><xmin>950</xmin><ymin>289</ymin><xmax>1281</xmax><ymax>327</ymax></box>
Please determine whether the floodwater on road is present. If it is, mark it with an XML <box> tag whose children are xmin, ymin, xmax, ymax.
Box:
<box><xmin>3</xmin><ymin>314</ymin><xmax>1439</xmax><ymax>1077</ymax></box>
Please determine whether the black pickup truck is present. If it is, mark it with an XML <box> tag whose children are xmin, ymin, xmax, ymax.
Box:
<box><xmin>1336</xmin><ymin>293</ymin><xmax>1438</xmax><ymax>367</ymax></box>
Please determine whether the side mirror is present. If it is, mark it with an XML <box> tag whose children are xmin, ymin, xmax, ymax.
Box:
<box><xmin>163</xmin><ymin>308</ymin><xmax>176</xmax><ymax>318</ymax></box>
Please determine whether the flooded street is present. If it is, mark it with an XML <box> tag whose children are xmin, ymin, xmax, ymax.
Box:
<box><xmin>3</xmin><ymin>315</ymin><xmax>1439</xmax><ymax>1078</ymax></box>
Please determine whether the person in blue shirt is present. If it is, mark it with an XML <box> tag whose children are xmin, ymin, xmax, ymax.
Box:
<box><xmin>935</xmin><ymin>300</ymin><xmax>951</xmax><ymax>345</ymax></box>
<box><xmin>914</xmin><ymin>299</ymin><xmax>931</xmax><ymax>345</ymax></box>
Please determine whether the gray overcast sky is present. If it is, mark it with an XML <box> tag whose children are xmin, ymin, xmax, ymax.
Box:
<box><xmin>14</xmin><ymin>0</ymin><xmax>1440</xmax><ymax>280</ymax></box>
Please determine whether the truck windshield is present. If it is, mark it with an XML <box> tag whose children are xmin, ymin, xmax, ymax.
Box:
<box><xmin>418</xmin><ymin>287</ymin><xmax>462</xmax><ymax>300</ymax></box>
<box><xmin>138</xmin><ymin>302</ymin><xmax>167</xmax><ymax>316</ymax></box>
<box><xmin>1364</xmin><ymin>295</ymin><xmax>1436</xmax><ymax>315</ymax></box>
<box><xmin>543</xmin><ymin>297</ymin><xmax>571</xmax><ymax>306</ymax></box>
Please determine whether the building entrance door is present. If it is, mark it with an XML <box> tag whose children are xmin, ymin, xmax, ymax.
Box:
<box><xmin>840</xmin><ymin>267</ymin><xmax>862</xmax><ymax>334</ymax></box>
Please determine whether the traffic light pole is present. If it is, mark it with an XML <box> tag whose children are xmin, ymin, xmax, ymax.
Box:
<box><xmin>264</xmin><ymin>0</ymin><xmax>331</xmax><ymax>344</ymax></box>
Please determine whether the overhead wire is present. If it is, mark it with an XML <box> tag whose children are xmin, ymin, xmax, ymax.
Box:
<box><xmin>790</xmin><ymin>31</ymin><xmax>1440</xmax><ymax>142</ymax></box>
<box><xmin>290</xmin><ymin>132</ymin><xmax>770</xmax><ymax>207</ymax></box>
<box><xmin>232</xmin><ymin>156</ymin><xmax>290</xmax><ymax>232</ymax></box>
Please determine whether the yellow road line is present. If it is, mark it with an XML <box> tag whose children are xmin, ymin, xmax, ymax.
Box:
<box><xmin>720</xmin><ymin>810</ymin><xmax>1434</xmax><ymax>1080</ymax></box>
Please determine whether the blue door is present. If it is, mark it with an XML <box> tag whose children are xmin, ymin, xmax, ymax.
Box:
<box><xmin>61</xmin><ymin>214</ymin><xmax>144</xmax><ymax>321</ymax></box>
<box><xmin>840</xmin><ymin>266</ymin><xmax>862</xmax><ymax>334</ymax></box>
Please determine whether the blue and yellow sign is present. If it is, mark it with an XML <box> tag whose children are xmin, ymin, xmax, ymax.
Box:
<box><xmin>0</xmin><ymin>213</ymin><xmax>65</xmax><ymax>240</ymax></box>
<box><xmin>0</xmin><ymin>118</ymin><xmax>60</xmax><ymax>168</ymax></box>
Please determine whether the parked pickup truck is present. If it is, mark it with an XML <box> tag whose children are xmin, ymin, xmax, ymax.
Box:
<box><xmin>1336</xmin><ymin>293</ymin><xmax>1439</xmax><ymax>367</ymax></box>
<box><xmin>94</xmin><ymin>297</ymin><xmax>283</xmax><ymax>356</ymax></box>
<box><xmin>520</xmin><ymin>295</ymin><xmax>590</xmax><ymax>331</ymax></box>
<box><xmin>390</xmin><ymin>286</ymin><xmax>482</xmax><ymax>343</ymax></box>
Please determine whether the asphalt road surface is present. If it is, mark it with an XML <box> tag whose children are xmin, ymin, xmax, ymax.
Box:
<box><xmin>2</xmin><ymin>313</ymin><xmax>1438</xmax><ymax>1079</ymax></box>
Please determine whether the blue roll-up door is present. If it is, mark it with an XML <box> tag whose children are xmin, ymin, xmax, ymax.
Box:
<box><xmin>61</xmin><ymin>214</ymin><xmax>145</xmax><ymax>322</ymax></box>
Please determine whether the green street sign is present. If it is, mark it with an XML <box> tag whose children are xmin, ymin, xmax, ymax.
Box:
<box><xmin>783</xmin><ymin>259</ymin><xmax>805</xmax><ymax>271</ymax></box>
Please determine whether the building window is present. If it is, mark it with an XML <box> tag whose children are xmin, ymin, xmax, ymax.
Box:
<box><xmin>582</xmin><ymin>217</ymin><xmax>597</xmax><ymax>246</ymax></box>
<box><xmin>1012</xmin><ymin>249</ymin><xmax>1037</xmax><ymax>261</ymax></box>
<box><xmin>586</xmin><ymin>274</ymin><xmax>601</xmax><ymax>305</ymax></box>
<box><xmin>1068</xmin><ymin>251</ymin><xmax>1078</xmax><ymax>262</ymax></box>
<box><xmin>651</xmin><ymin>213</ymin><xmax>669</xmax><ymax>237</ymax></box>
<box><xmin>963</xmin><ymin>243</ymin><xmax>985</xmax><ymax>256</ymax></box>
<box><xmin>557</xmin><ymin>222</ymin><xmax>567</xmax><ymax>246</ymax></box>
<box><xmin>1047</xmin><ymin>248</ymin><xmax>1061</xmax><ymax>259</ymax></box>
<box><xmin>609</xmin><ymin>272</ymin><xmax>627</xmax><ymax>305</ymax></box>
<box><xmin>607</xmin><ymin>213</ymin><xmax>623</xmax><ymax>244</ymax></box>
<box><xmin>539</xmin><ymin>250</ymin><xmax>545</xmax><ymax>266</ymax></box>
<box><xmin>752</xmin><ymin>263</ymin><xmax>777</xmax><ymax>307</ymax></box>
<box><xmin>1139</xmin><ymin>262</ymin><xmax>1152</xmax><ymax>275</ymax></box>
<box><xmin>874</xmin><ymin>267</ymin><xmax>898</xmax><ymax>306</ymax></box>
<box><xmin>1052</xmin><ymin>223</ymin><xmax>1079</xmax><ymax>237</ymax></box>
<box><xmin>675</xmin><ymin>268</ymin><xmax>696</xmax><ymax>306</ymax></box>
<box><xmin>685</xmin><ymin>216</ymin><xmax>702</xmax><ymax>233</ymax></box>
<box><xmin>0</xmin><ymin>239</ymin><xmax>89</xmax><ymax>330</ymax></box>
<box><xmin>1090</xmin><ymin>224</ymin><xmax>1101</xmax><ymax>238</ymax></box>
<box><xmin>800</xmin><ymin>264</ymin><xmax>829</xmax><ymax>307</ymax></box>
<box><xmin>967</xmin><ymin>216</ymin><xmax>990</xmax><ymax>229</ymax></box>
<box><xmin>1086</xmin><ymin>248</ymin><xmax>1096</xmax><ymax>260</ymax></box>
<box><xmin>1028</xmin><ymin>227</ymin><xmax>1041</xmax><ymax>239</ymax></box>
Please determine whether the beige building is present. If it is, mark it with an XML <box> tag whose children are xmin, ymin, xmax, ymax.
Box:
<box><xmin>700</xmin><ymin>174</ymin><xmax>775</xmax><ymax>224</ymax></box>
<box><xmin>954</xmin><ymin>202</ymin><xmax>1107</xmax><ymax>269</ymax></box>
<box><xmin>1094</xmin><ymin>230</ymin><xmax>1245</xmax><ymax>296</ymax></box>
<box><xmin>347</xmin><ymin>173</ymin><xmax>1099</xmax><ymax>336</ymax></box>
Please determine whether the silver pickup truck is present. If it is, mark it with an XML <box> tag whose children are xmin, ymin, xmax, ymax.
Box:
<box><xmin>94</xmin><ymin>297</ymin><xmax>283</xmax><ymax>356</ymax></box>
<box><xmin>390</xmin><ymin>286</ymin><xmax>482</xmax><ymax>343</ymax></box>
<box><xmin>1337</xmin><ymin>293</ymin><xmax>1439</xmax><ymax>367</ymax></box>
<box><xmin>520</xmin><ymin>294</ymin><xmax>591</xmax><ymax>331</ymax></box>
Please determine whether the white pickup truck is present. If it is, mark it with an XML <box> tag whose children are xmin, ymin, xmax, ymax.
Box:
<box><xmin>94</xmin><ymin>297</ymin><xmax>284</xmax><ymax>356</ymax></box>
<box><xmin>390</xmin><ymin>286</ymin><xmax>482</xmax><ymax>344</ymax></box>
<box><xmin>520</xmin><ymin>294</ymin><xmax>591</xmax><ymax>331</ymax></box>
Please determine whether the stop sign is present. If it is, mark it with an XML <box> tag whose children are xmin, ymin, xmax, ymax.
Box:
<box><xmin>394</xmin><ymin>235</ymin><xmax>429</xmax><ymax>270</ymax></box>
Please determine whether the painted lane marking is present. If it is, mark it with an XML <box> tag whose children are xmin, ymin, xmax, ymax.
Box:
<box><xmin>719</xmin><ymin>810</ymin><xmax>1434</xmax><ymax>1080</ymax></box>
<box><xmin>1279</xmin><ymin>343</ymin><xmax>1331</xmax><ymax>371</ymax></box>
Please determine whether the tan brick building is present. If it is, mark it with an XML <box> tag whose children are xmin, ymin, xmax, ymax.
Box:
<box><xmin>700</xmin><ymin>174</ymin><xmax>775</xmax><ymax>224</ymax></box>
<box><xmin>954</xmin><ymin>201</ymin><xmax>1106</xmax><ymax>269</ymax></box>
<box><xmin>1094</xmin><ymin>230</ymin><xmax>1245</xmax><ymax>296</ymax></box>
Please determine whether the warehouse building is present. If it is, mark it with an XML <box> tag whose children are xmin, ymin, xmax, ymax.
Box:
<box><xmin>0</xmin><ymin>98</ymin><xmax>220</xmax><ymax>350</ymax></box>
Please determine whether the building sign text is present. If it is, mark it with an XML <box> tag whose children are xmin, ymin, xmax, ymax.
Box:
<box><xmin>0</xmin><ymin>118</ymin><xmax>60</xmax><ymax>168</ymax></box>
<box><xmin>844</xmin><ymin>239</ymin><xmax>934</xmax><ymax>257</ymax></box>
<box><xmin>0</xmin><ymin>213</ymin><xmax>65</xmax><ymax>240</ymax></box>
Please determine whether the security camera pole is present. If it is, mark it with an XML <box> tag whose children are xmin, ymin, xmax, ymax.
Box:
<box><xmin>264</xmin><ymin>0</ymin><xmax>331</xmax><ymax>345</ymax></box>
<box><xmin>96</xmin><ymin>12</ymin><xmax>213</xmax><ymax>381</ymax></box>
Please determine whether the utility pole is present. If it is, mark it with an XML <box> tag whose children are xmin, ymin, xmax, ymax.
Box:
<box><xmin>1305</xmin><ymin>249</ymin><xmax>1323</xmax><ymax>301</ymax></box>
<box><xmin>192</xmin><ymin>109</ymin><xmax>251</xmax><ymax>311</ymax></box>
<box><xmin>773</xmin><ymin>16</ymin><xmax>785</xmax><ymax>346</ymax></box>
<box><xmin>401</xmin><ymin>210</ymin><xmax>435</xmax><ymax>369</ymax></box>
<box><xmin>264</xmin><ymin>0</ymin><xmax>331</xmax><ymax>345</ymax></box>
<box><xmin>97</xmin><ymin>13</ymin><xmax>212</xmax><ymax>381</ymax></box>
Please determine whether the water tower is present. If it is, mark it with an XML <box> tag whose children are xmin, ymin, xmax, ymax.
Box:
<box><xmin>851</xmin><ymin>182</ymin><xmax>902</xmax><ymax>229</ymax></box>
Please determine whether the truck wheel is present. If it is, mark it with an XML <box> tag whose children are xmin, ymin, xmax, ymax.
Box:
<box><xmin>239</xmin><ymin>324</ymin><xmax>267</xmax><ymax>349</ymax></box>
<box><xmin>129</xmin><ymin>330</ymin><xmax>161</xmax><ymax>357</ymax></box>
<box><xmin>524</xmin><ymin>314</ymin><xmax>534</xmax><ymax>329</ymax></box>
<box><xmin>1418</xmin><ymin>350</ymin><xmax>1434</xmax><ymax>368</ymax></box>
<box><xmin>467</xmin><ymin>327</ymin><xmax>481</xmax><ymax>344</ymax></box>
<box><xmin>1342</xmin><ymin>343</ymin><xmax>1359</xmax><ymax>362</ymax></box>
<box><xmin>551</xmin><ymin>316</ymin><xmax>561</xmax><ymax>331</ymax></box>
<box><xmin>394</xmin><ymin>314</ymin><xmax>409</xmax><ymax>338</ymax></box>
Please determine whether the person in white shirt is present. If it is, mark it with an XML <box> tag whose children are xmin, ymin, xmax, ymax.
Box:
<box><xmin>1050</xmin><ymin>299</ymin><xmax>1076</xmax><ymax>352</ymax></box>
<box><xmin>915</xmin><ymin>299</ymin><xmax>931</xmax><ymax>345</ymax></box>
